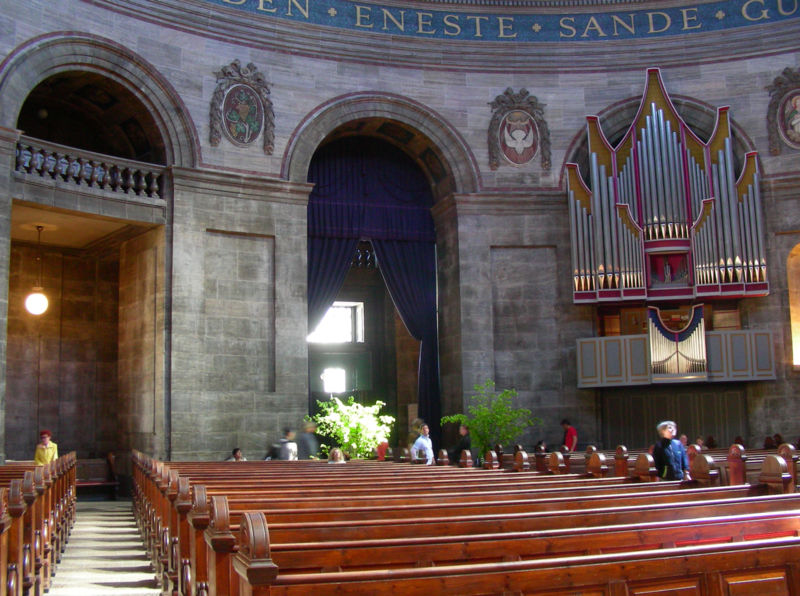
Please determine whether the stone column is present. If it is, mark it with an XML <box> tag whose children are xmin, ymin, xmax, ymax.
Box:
<box><xmin>0</xmin><ymin>127</ymin><xmax>20</xmax><ymax>463</ymax></box>
<box><xmin>169</xmin><ymin>167</ymin><xmax>312</xmax><ymax>460</ymax></box>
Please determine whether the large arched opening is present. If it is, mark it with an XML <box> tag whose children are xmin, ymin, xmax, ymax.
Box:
<box><xmin>1</xmin><ymin>34</ymin><xmax>196</xmax><ymax>461</ymax></box>
<box><xmin>306</xmin><ymin>131</ymin><xmax>440</xmax><ymax>449</ymax></box>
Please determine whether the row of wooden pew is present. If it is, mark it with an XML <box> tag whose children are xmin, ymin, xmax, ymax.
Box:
<box><xmin>132</xmin><ymin>443</ymin><xmax>800</xmax><ymax>596</ymax></box>
<box><xmin>0</xmin><ymin>453</ymin><xmax>76</xmax><ymax>596</ymax></box>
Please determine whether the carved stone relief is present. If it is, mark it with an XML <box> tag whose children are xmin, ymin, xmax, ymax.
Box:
<box><xmin>766</xmin><ymin>67</ymin><xmax>800</xmax><ymax>154</ymax></box>
<box><xmin>210</xmin><ymin>60</ymin><xmax>275</xmax><ymax>154</ymax></box>
<box><xmin>488</xmin><ymin>88</ymin><xmax>550</xmax><ymax>171</ymax></box>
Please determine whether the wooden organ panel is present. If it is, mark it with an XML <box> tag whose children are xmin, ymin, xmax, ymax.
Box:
<box><xmin>566</xmin><ymin>68</ymin><xmax>768</xmax><ymax>304</ymax></box>
<box><xmin>576</xmin><ymin>328</ymin><xmax>775</xmax><ymax>388</ymax></box>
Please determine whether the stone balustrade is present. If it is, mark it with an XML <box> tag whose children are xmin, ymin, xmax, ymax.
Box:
<box><xmin>15</xmin><ymin>136</ymin><xmax>164</xmax><ymax>201</ymax></box>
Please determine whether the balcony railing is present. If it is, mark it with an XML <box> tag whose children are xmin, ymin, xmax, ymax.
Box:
<box><xmin>15</xmin><ymin>136</ymin><xmax>165</xmax><ymax>201</ymax></box>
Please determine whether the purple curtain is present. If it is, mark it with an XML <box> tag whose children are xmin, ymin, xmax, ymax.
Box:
<box><xmin>372</xmin><ymin>239</ymin><xmax>440</xmax><ymax>440</ymax></box>
<box><xmin>308</xmin><ymin>236</ymin><xmax>360</xmax><ymax>332</ymax></box>
<box><xmin>307</xmin><ymin>138</ymin><xmax>441</xmax><ymax>443</ymax></box>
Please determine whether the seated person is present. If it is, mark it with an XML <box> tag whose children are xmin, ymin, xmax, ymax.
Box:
<box><xmin>34</xmin><ymin>430</ymin><xmax>58</xmax><ymax>466</ymax></box>
<box><xmin>450</xmin><ymin>424</ymin><xmax>472</xmax><ymax>464</ymax></box>
<box><xmin>225</xmin><ymin>448</ymin><xmax>246</xmax><ymax>461</ymax></box>
<box><xmin>328</xmin><ymin>447</ymin><xmax>346</xmax><ymax>463</ymax></box>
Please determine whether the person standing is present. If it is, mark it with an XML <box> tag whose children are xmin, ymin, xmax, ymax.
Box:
<box><xmin>412</xmin><ymin>423</ymin><xmax>434</xmax><ymax>465</ymax></box>
<box><xmin>277</xmin><ymin>428</ymin><xmax>298</xmax><ymax>460</ymax></box>
<box><xmin>652</xmin><ymin>420</ymin><xmax>691</xmax><ymax>481</ymax></box>
<box><xmin>451</xmin><ymin>424</ymin><xmax>472</xmax><ymax>464</ymax></box>
<box><xmin>34</xmin><ymin>430</ymin><xmax>58</xmax><ymax>465</ymax></box>
<box><xmin>297</xmin><ymin>421</ymin><xmax>319</xmax><ymax>459</ymax></box>
<box><xmin>561</xmin><ymin>419</ymin><xmax>578</xmax><ymax>452</ymax></box>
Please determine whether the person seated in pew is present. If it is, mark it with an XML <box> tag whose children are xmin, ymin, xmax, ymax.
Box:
<box><xmin>412</xmin><ymin>423</ymin><xmax>435</xmax><ymax>465</ymax></box>
<box><xmin>328</xmin><ymin>447</ymin><xmax>346</xmax><ymax>463</ymax></box>
<box><xmin>679</xmin><ymin>434</ymin><xmax>688</xmax><ymax>447</ymax></box>
<box><xmin>653</xmin><ymin>420</ymin><xmax>691</xmax><ymax>481</ymax></box>
<box><xmin>705</xmin><ymin>435</ymin><xmax>718</xmax><ymax>449</ymax></box>
<box><xmin>225</xmin><ymin>448</ymin><xmax>246</xmax><ymax>461</ymax></box>
<box><xmin>733</xmin><ymin>435</ymin><xmax>745</xmax><ymax>447</ymax></box>
<box><xmin>763</xmin><ymin>435</ymin><xmax>776</xmax><ymax>449</ymax></box>
<box><xmin>773</xmin><ymin>433</ymin><xmax>784</xmax><ymax>447</ymax></box>
<box><xmin>695</xmin><ymin>436</ymin><xmax>705</xmax><ymax>448</ymax></box>
<box><xmin>34</xmin><ymin>429</ymin><xmax>58</xmax><ymax>465</ymax></box>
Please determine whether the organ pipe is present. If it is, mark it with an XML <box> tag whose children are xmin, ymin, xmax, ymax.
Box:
<box><xmin>566</xmin><ymin>69</ymin><xmax>768</xmax><ymax>303</ymax></box>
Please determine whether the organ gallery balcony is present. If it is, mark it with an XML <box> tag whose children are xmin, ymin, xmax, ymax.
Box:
<box><xmin>576</xmin><ymin>327</ymin><xmax>775</xmax><ymax>388</ymax></box>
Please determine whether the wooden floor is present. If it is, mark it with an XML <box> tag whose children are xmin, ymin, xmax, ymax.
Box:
<box><xmin>48</xmin><ymin>500</ymin><xmax>160</xmax><ymax>596</ymax></box>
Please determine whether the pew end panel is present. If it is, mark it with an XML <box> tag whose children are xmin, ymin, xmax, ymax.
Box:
<box><xmin>586</xmin><ymin>452</ymin><xmax>608</xmax><ymax>478</ymax></box>
<box><xmin>232</xmin><ymin>512</ymin><xmax>278</xmax><ymax>596</ymax></box>
<box><xmin>759</xmin><ymin>455</ymin><xmax>794</xmax><ymax>494</ymax></box>
<box><xmin>634</xmin><ymin>453</ymin><xmax>658</xmax><ymax>482</ymax></box>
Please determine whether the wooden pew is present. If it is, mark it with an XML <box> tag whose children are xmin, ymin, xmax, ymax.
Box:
<box><xmin>0</xmin><ymin>453</ymin><xmax>75</xmax><ymax>596</ymax></box>
<box><xmin>236</xmin><ymin>530</ymin><xmax>800</xmax><ymax>595</ymax></box>
<box><xmin>131</xmin><ymin>451</ymin><xmax>797</xmax><ymax>596</ymax></box>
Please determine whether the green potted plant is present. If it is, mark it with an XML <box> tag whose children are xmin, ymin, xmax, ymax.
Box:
<box><xmin>312</xmin><ymin>396</ymin><xmax>395</xmax><ymax>459</ymax></box>
<box><xmin>441</xmin><ymin>379</ymin><xmax>540</xmax><ymax>461</ymax></box>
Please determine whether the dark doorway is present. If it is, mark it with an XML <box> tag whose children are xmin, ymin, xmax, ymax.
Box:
<box><xmin>306</xmin><ymin>135</ymin><xmax>440</xmax><ymax>445</ymax></box>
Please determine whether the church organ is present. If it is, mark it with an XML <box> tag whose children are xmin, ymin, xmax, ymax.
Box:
<box><xmin>568</xmin><ymin>69</ymin><xmax>773</xmax><ymax>387</ymax></box>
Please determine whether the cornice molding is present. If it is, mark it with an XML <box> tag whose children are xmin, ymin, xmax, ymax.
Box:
<box><xmin>170</xmin><ymin>166</ymin><xmax>313</xmax><ymax>205</ymax></box>
<box><xmin>83</xmin><ymin>0</ymin><xmax>800</xmax><ymax>73</ymax></box>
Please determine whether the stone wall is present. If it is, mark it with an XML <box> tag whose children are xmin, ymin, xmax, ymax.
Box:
<box><xmin>6</xmin><ymin>242</ymin><xmax>119</xmax><ymax>459</ymax></box>
<box><xmin>0</xmin><ymin>1</ymin><xmax>798</xmax><ymax>457</ymax></box>
<box><xmin>169</xmin><ymin>168</ymin><xmax>311</xmax><ymax>460</ymax></box>
<box><xmin>119</xmin><ymin>227</ymin><xmax>165</xmax><ymax>459</ymax></box>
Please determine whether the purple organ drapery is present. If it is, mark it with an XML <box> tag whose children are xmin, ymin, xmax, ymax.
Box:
<box><xmin>307</xmin><ymin>138</ymin><xmax>441</xmax><ymax>439</ymax></box>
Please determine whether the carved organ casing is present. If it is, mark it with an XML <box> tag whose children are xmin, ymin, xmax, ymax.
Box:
<box><xmin>568</xmin><ymin>69</ymin><xmax>772</xmax><ymax>386</ymax></box>
<box><xmin>566</xmin><ymin>68</ymin><xmax>767</xmax><ymax>304</ymax></box>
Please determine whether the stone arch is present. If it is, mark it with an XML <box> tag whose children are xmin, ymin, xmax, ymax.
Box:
<box><xmin>0</xmin><ymin>31</ymin><xmax>199</xmax><ymax>167</ymax></box>
<box><xmin>282</xmin><ymin>92</ymin><xmax>479</xmax><ymax>196</ymax></box>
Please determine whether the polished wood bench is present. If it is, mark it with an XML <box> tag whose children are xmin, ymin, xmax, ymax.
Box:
<box><xmin>0</xmin><ymin>453</ymin><xmax>75</xmax><ymax>596</ymax></box>
<box><xmin>249</xmin><ymin>534</ymin><xmax>800</xmax><ymax>596</ymax></box>
<box><xmin>131</xmin><ymin>450</ymin><xmax>797</xmax><ymax>596</ymax></box>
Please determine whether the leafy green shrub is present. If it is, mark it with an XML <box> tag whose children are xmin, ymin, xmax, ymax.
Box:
<box><xmin>441</xmin><ymin>379</ymin><xmax>540</xmax><ymax>459</ymax></box>
<box><xmin>312</xmin><ymin>396</ymin><xmax>395</xmax><ymax>459</ymax></box>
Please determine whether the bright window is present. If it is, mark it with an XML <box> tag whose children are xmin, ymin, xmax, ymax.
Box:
<box><xmin>308</xmin><ymin>301</ymin><xmax>365</xmax><ymax>343</ymax></box>
<box><xmin>320</xmin><ymin>368</ymin><xmax>347</xmax><ymax>393</ymax></box>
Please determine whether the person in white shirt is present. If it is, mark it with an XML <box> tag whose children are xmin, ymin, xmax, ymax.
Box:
<box><xmin>412</xmin><ymin>423</ymin><xmax>434</xmax><ymax>465</ymax></box>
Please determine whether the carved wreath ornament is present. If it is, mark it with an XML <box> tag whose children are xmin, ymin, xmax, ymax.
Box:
<box><xmin>210</xmin><ymin>60</ymin><xmax>275</xmax><ymax>154</ymax></box>
<box><xmin>766</xmin><ymin>66</ymin><xmax>800</xmax><ymax>154</ymax></box>
<box><xmin>488</xmin><ymin>88</ymin><xmax>551</xmax><ymax>171</ymax></box>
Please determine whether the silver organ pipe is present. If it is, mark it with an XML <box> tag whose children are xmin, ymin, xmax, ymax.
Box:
<box><xmin>723</xmin><ymin>139</ymin><xmax>743</xmax><ymax>282</ymax></box>
<box><xmin>566</xmin><ymin>69</ymin><xmax>767</xmax><ymax>303</ymax></box>
<box><xmin>648</xmin><ymin>306</ymin><xmax>707</xmax><ymax>378</ymax></box>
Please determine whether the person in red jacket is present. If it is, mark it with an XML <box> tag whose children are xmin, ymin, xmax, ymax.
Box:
<box><xmin>561</xmin><ymin>419</ymin><xmax>578</xmax><ymax>452</ymax></box>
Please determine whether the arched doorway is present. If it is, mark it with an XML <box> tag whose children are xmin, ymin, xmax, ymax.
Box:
<box><xmin>5</xmin><ymin>64</ymin><xmax>177</xmax><ymax>460</ymax></box>
<box><xmin>306</xmin><ymin>135</ymin><xmax>440</xmax><ymax>446</ymax></box>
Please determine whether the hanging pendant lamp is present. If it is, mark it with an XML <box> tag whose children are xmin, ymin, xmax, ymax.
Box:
<box><xmin>24</xmin><ymin>225</ymin><xmax>48</xmax><ymax>316</ymax></box>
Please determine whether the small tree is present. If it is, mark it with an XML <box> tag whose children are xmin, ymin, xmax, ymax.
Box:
<box><xmin>441</xmin><ymin>379</ymin><xmax>540</xmax><ymax>459</ymax></box>
<box><xmin>312</xmin><ymin>396</ymin><xmax>395</xmax><ymax>459</ymax></box>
